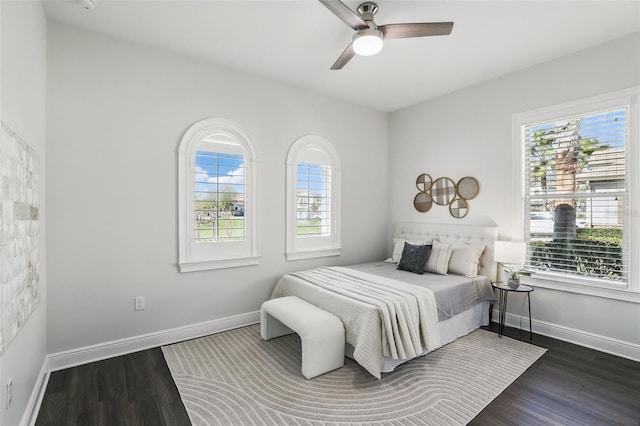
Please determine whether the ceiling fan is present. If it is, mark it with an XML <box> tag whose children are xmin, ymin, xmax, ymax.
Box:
<box><xmin>319</xmin><ymin>0</ymin><xmax>454</xmax><ymax>70</ymax></box>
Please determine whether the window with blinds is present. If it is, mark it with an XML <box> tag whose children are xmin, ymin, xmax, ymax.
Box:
<box><xmin>296</xmin><ymin>162</ymin><xmax>331</xmax><ymax>238</ymax></box>
<box><xmin>522</xmin><ymin>107</ymin><xmax>628</xmax><ymax>284</ymax></box>
<box><xmin>178</xmin><ymin>118</ymin><xmax>259</xmax><ymax>272</ymax></box>
<box><xmin>194</xmin><ymin>150</ymin><xmax>246</xmax><ymax>243</ymax></box>
<box><xmin>285</xmin><ymin>135</ymin><xmax>341</xmax><ymax>261</ymax></box>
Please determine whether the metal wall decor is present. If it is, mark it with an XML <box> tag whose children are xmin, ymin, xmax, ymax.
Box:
<box><xmin>413</xmin><ymin>191</ymin><xmax>433</xmax><ymax>212</ymax></box>
<box><xmin>414</xmin><ymin>174</ymin><xmax>433</xmax><ymax>212</ymax></box>
<box><xmin>432</xmin><ymin>177</ymin><xmax>457</xmax><ymax>205</ymax></box>
<box><xmin>457</xmin><ymin>176</ymin><xmax>480</xmax><ymax>200</ymax></box>
<box><xmin>413</xmin><ymin>174</ymin><xmax>480</xmax><ymax>219</ymax></box>
<box><xmin>416</xmin><ymin>173</ymin><xmax>432</xmax><ymax>192</ymax></box>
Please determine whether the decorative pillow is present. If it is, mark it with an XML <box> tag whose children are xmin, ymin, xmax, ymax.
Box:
<box><xmin>397</xmin><ymin>242</ymin><xmax>431</xmax><ymax>274</ymax></box>
<box><xmin>448</xmin><ymin>243</ymin><xmax>485</xmax><ymax>277</ymax></box>
<box><xmin>390</xmin><ymin>237</ymin><xmax>431</xmax><ymax>263</ymax></box>
<box><xmin>390</xmin><ymin>238</ymin><xmax>406</xmax><ymax>263</ymax></box>
<box><xmin>425</xmin><ymin>240</ymin><xmax>453</xmax><ymax>275</ymax></box>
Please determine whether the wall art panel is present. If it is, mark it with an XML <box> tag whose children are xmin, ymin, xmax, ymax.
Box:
<box><xmin>0</xmin><ymin>122</ymin><xmax>40</xmax><ymax>355</ymax></box>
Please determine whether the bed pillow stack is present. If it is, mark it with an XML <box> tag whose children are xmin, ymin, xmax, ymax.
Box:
<box><xmin>390</xmin><ymin>237</ymin><xmax>485</xmax><ymax>277</ymax></box>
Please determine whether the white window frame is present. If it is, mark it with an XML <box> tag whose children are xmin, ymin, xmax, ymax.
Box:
<box><xmin>512</xmin><ymin>88</ymin><xmax>640</xmax><ymax>302</ymax></box>
<box><xmin>286</xmin><ymin>135</ymin><xmax>341</xmax><ymax>261</ymax></box>
<box><xmin>178</xmin><ymin>118</ymin><xmax>259</xmax><ymax>272</ymax></box>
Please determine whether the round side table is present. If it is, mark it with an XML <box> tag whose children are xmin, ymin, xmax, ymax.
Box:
<box><xmin>492</xmin><ymin>282</ymin><xmax>534</xmax><ymax>342</ymax></box>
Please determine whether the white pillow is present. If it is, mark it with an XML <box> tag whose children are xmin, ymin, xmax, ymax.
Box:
<box><xmin>390</xmin><ymin>237</ymin><xmax>431</xmax><ymax>263</ymax></box>
<box><xmin>425</xmin><ymin>240</ymin><xmax>453</xmax><ymax>275</ymax></box>
<box><xmin>448</xmin><ymin>243</ymin><xmax>485</xmax><ymax>277</ymax></box>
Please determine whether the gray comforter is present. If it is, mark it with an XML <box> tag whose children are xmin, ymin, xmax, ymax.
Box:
<box><xmin>348</xmin><ymin>262</ymin><xmax>497</xmax><ymax>321</ymax></box>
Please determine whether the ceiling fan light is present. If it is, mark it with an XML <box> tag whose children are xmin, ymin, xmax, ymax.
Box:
<box><xmin>352</xmin><ymin>29</ymin><xmax>383</xmax><ymax>56</ymax></box>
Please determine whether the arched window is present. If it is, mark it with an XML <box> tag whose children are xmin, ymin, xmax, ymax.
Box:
<box><xmin>178</xmin><ymin>118</ymin><xmax>259</xmax><ymax>272</ymax></box>
<box><xmin>286</xmin><ymin>135</ymin><xmax>341</xmax><ymax>260</ymax></box>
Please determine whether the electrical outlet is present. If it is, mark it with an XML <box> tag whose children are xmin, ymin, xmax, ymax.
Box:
<box><xmin>6</xmin><ymin>378</ymin><xmax>12</xmax><ymax>410</ymax></box>
<box><xmin>134</xmin><ymin>296</ymin><xmax>145</xmax><ymax>311</ymax></box>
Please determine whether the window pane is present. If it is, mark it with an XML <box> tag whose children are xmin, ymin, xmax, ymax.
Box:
<box><xmin>296</xmin><ymin>162</ymin><xmax>331</xmax><ymax>237</ymax></box>
<box><xmin>528</xmin><ymin>197</ymin><xmax>623</xmax><ymax>281</ymax></box>
<box><xmin>194</xmin><ymin>150</ymin><xmax>246</xmax><ymax>243</ymax></box>
<box><xmin>523</xmin><ymin>107</ymin><xmax>627</xmax><ymax>283</ymax></box>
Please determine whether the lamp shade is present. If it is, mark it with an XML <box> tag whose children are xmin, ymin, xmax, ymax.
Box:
<box><xmin>352</xmin><ymin>29</ymin><xmax>383</xmax><ymax>56</ymax></box>
<box><xmin>493</xmin><ymin>241</ymin><xmax>526</xmax><ymax>265</ymax></box>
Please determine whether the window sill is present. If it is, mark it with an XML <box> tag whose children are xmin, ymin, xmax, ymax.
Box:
<box><xmin>178</xmin><ymin>256</ymin><xmax>261</xmax><ymax>273</ymax></box>
<box><xmin>520</xmin><ymin>274</ymin><xmax>640</xmax><ymax>303</ymax></box>
<box><xmin>286</xmin><ymin>248</ymin><xmax>341</xmax><ymax>261</ymax></box>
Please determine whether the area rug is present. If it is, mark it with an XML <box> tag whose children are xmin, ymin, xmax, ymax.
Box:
<box><xmin>162</xmin><ymin>324</ymin><xmax>546</xmax><ymax>425</ymax></box>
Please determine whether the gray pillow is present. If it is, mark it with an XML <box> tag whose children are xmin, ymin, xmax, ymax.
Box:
<box><xmin>397</xmin><ymin>242</ymin><xmax>431</xmax><ymax>274</ymax></box>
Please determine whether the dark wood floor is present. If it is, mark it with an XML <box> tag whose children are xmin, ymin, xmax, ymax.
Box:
<box><xmin>36</xmin><ymin>323</ymin><xmax>640</xmax><ymax>426</ymax></box>
<box><xmin>35</xmin><ymin>348</ymin><xmax>190</xmax><ymax>426</ymax></box>
<box><xmin>471</xmin><ymin>324</ymin><xmax>640</xmax><ymax>426</ymax></box>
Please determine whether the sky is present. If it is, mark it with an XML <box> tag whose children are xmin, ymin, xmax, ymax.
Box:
<box><xmin>193</xmin><ymin>154</ymin><xmax>330</xmax><ymax>201</ymax></box>
<box><xmin>297</xmin><ymin>162</ymin><xmax>329</xmax><ymax>196</ymax></box>
<box><xmin>194</xmin><ymin>151</ymin><xmax>245</xmax><ymax>201</ymax></box>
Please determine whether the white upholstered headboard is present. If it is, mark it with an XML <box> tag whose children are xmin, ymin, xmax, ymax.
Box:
<box><xmin>393</xmin><ymin>222</ymin><xmax>499</xmax><ymax>283</ymax></box>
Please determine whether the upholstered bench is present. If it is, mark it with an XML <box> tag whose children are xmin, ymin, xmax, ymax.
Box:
<box><xmin>260</xmin><ymin>296</ymin><xmax>345</xmax><ymax>379</ymax></box>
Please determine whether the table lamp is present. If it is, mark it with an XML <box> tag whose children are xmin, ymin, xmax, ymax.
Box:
<box><xmin>493</xmin><ymin>241</ymin><xmax>527</xmax><ymax>285</ymax></box>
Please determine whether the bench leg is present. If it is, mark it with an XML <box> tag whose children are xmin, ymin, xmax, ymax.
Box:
<box><xmin>301</xmin><ymin>329</ymin><xmax>345</xmax><ymax>379</ymax></box>
<box><xmin>260</xmin><ymin>311</ymin><xmax>294</xmax><ymax>340</ymax></box>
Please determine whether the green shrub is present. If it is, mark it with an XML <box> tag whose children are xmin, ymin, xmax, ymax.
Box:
<box><xmin>530</xmin><ymin>234</ymin><xmax>622</xmax><ymax>280</ymax></box>
<box><xmin>576</xmin><ymin>228</ymin><xmax>622</xmax><ymax>246</ymax></box>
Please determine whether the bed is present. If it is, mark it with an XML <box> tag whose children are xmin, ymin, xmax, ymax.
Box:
<box><xmin>270</xmin><ymin>222</ymin><xmax>499</xmax><ymax>378</ymax></box>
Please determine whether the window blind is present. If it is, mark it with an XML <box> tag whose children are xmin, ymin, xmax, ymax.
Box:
<box><xmin>296</xmin><ymin>162</ymin><xmax>332</xmax><ymax>237</ymax></box>
<box><xmin>193</xmin><ymin>151</ymin><xmax>246</xmax><ymax>243</ymax></box>
<box><xmin>522</xmin><ymin>107</ymin><xmax>628</xmax><ymax>282</ymax></box>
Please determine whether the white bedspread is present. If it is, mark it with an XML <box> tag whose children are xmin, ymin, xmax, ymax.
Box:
<box><xmin>271</xmin><ymin>266</ymin><xmax>440</xmax><ymax>378</ymax></box>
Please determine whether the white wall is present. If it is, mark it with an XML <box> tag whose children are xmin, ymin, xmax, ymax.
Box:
<box><xmin>46</xmin><ymin>22</ymin><xmax>389</xmax><ymax>354</ymax></box>
<box><xmin>0</xmin><ymin>2</ymin><xmax>48</xmax><ymax>425</ymax></box>
<box><xmin>388</xmin><ymin>33</ymin><xmax>640</xmax><ymax>351</ymax></box>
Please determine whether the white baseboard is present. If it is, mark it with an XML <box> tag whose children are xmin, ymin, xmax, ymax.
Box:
<box><xmin>48</xmin><ymin>310</ymin><xmax>260</xmax><ymax>372</ymax></box>
<box><xmin>493</xmin><ymin>309</ymin><xmax>640</xmax><ymax>362</ymax></box>
<box><xmin>20</xmin><ymin>357</ymin><xmax>50</xmax><ymax>426</ymax></box>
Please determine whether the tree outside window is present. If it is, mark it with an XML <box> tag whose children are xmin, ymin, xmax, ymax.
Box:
<box><xmin>524</xmin><ymin>108</ymin><xmax>627</xmax><ymax>282</ymax></box>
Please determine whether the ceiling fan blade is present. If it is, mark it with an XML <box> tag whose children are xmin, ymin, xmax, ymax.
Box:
<box><xmin>319</xmin><ymin>0</ymin><xmax>368</xmax><ymax>30</ymax></box>
<box><xmin>379</xmin><ymin>22</ymin><xmax>454</xmax><ymax>39</ymax></box>
<box><xmin>330</xmin><ymin>42</ymin><xmax>356</xmax><ymax>70</ymax></box>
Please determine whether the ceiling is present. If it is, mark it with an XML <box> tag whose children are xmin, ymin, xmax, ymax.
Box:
<box><xmin>43</xmin><ymin>0</ymin><xmax>640</xmax><ymax>112</ymax></box>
